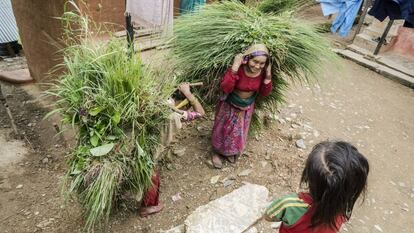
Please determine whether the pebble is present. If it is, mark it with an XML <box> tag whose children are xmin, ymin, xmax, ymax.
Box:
<box><xmin>398</xmin><ymin>182</ymin><xmax>406</xmax><ymax>187</ymax></box>
<box><xmin>272</xmin><ymin>160</ymin><xmax>278</xmax><ymax>168</ymax></box>
<box><xmin>210</xmin><ymin>175</ymin><xmax>221</xmax><ymax>184</ymax></box>
<box><xmin>238</xmin><ymin>169</ymin><xmax>252</xmax><ymax>177</ymax></box>
<box><xmin>173</xmin><ymin>148</ymin><xmax>186</xmax><ymax>157</ymax></box>
<box><xmin>313</xmin><ymin>130</ymin><xmax>320</xmax><ymax>138</ymax></box>
<box><xmin>278</xmin><ymin>119</ymin><xmax>286</xmax><ymax>124</ymax></box>
<box><xmin>223</xmin><ymin>179</ymin><xmax>235</xmax><ymax>188</ymax></box>
<box><xmin>291</xmin><ymin>123</ymin><xmax>300</xmax><ymax>129</ymax></box>
<box><xmin>374</xmin><ymin>225</ymin><xmax>383</xmax><ymax>232</ymax></box>
<box><xmin>36</xmin><ymin>218</ymin><xmax>54</xmax><ymax>229</ymax></box>
<box><xmin>34</xmin><ymin>212</ymin><xmax>39</xmax><ymax>216</ymax></box>
<box><xmin>41</xmin><ymin>158</ymin><xmax>49</xmax><ymax>164</ymax></box>
<box><xmin>16</xmin><ymin>184</ymin><xmax>23</xmax><ymax>189</ymax></box>
<box><xmin>295</xmin><ymin>139</ymin><xmax>306</xmax><ymax>149</ymax></box>
<box><xmin>172</xmin><ymin>193</ymin><xmax>182</xmax><ymax>202</ymax></box>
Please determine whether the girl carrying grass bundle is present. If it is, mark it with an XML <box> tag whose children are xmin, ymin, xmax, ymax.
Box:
<box><xmin>211</xmin><ymin>44</ymin><xmax>272</xmax><ymax>168</ymax></box>
<box><xmin>139</xmin><ymin>83</ymin><xmax>205</xmax><ymax>217</ymax></box>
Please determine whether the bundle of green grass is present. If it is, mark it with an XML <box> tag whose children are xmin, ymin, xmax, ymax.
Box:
<box><xmin>257</xmin><ymin>0</ymin><xmax>315</xmax><ymax>14</ymax></box>
<box><xmin>48</xmin><ymin>11</ymin><xmax>175</xmax><ymax>231</ymax></box>
<box><xmin>170</xmin><ymin>0</ymin><xmax>337</xmax><ymax>128</ymax></box>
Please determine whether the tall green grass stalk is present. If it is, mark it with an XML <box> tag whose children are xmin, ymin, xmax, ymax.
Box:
<box><xmin>257</xmin><ymin>0</ymin><xmax>316</xmax><ymax>14</ymax></box>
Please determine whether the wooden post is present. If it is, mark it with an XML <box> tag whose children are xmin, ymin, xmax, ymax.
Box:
<box><xmin>351</xmin><ymin>0</ymin><xmax>372</xmax><ymax>43</ymax></box>
<box><xmin>125</xmin><ymin>0</ymin><xmax>134</xmax><ymax>55</ymax></box>
<box><xmin>374</xmin><ymin>19</ymin><xmax>394</xmax><ymax>55</ymax></box>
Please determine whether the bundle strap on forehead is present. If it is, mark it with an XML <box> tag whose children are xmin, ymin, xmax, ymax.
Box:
<box><xmin>244</xmin><ymin>43</ymin><xmax>269</xmax><ymax>56</ymax></box>
<box><xmin>249</xmin><ymin>51</ymin><xmax>269</xmax><ymax>57</ymax></box>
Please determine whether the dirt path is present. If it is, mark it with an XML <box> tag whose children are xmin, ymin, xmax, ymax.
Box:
<box><xmin>278</xmin><ymin>60</ymin><xmax>414</xmax><ymax>233</ymax></box>
<box><xmin>1</xmin><ymin>56</ymin><xmax>413</xmax><ymax>233</ymax></box>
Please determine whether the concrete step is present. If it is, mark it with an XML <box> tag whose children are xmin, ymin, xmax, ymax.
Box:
<box><xmin>347</xmin><ymin>44</ymin><xmax>374</xmax><ymax>56</ymax></box>
<box><xmin>353</xmin><ymin>33</ymin><xmax>380</xmax><ymax>52</ymax></box>
<box><xmin>362</xmin><ymin>27</ymin><xmax>384</xmax><ymax>38</ymax></box>
<box><xmin>346</xmin><ymin>45</ymin><xmax>414</xmax><ymax>79</ymax></box>
<box><xmin>334</xmin><ymin>48</ymin><xmax>414</xmax><ymax>88</ymax></box>
<box><xmin>377</xmin><ymin>56</ymin><xmax>414</xmax><ymax>78</ymax></box>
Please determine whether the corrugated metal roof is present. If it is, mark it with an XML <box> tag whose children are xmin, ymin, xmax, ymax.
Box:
<box><xmin>0</xmin><ymin>0</ymin><xmax>19</xmax><ymax>43</ymax></box>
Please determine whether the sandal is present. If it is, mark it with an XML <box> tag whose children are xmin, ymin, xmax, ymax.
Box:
<box><xmin>211</xmin><ymin>153</ymin><xmax>223</xmax><ymax>169</ymax></box>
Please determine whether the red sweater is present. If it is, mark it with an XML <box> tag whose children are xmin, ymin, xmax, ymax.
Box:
<box><xmin>220</xmin><ymin>67</ymin><xmax>272</xmax><ymax>96</ymax></box>
<box><xmin>280</xmin><ymin>193</ymin><xmax>345</xmax><ymax>233</ymax></box>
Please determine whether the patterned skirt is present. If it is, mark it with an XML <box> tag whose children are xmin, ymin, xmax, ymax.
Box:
<box><xmin>211</xmin><ymin>99</ymin><xmax>254</xmax><ymax>156</ymax></box>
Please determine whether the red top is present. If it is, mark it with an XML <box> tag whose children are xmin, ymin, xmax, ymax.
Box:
<box><xmin>220</xmin><ymin>67</ymin><xmax>272</xmax><ymax>96</ymax></box>
<box><xmin>280</xmin><ymin>193</ymin><xmax>345</xmax><ymax>233</ymax></box>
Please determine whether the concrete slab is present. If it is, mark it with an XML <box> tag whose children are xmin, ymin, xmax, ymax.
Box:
<box><xmin>347</xmin><ymin>44</ymin><xmax>414</xmax><ymax>78</ymax></box>
<box><xmin>184</xmin><ymin>183</ymin><xmax>269</xmax><ymax>233</ymax></box>
<box><xmin>162</xmin><ymin>224</ymin><xmax>185</xmax><ymax>233</ymax></box>
<box><xmin>334</xmin><ymin>49</ymin><xmax>414</xmax><ymax>88</ymax></box>
<box><xmin>377</xmin><ymin>55</ymin><xmax>414</xmax><ymax>78</ymax></box>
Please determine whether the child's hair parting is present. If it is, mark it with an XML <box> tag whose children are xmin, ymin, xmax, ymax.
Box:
<box><xmin>300</xmin><ymin>141</ymin><xmax>369</xmax><ymax>230</ymax></box>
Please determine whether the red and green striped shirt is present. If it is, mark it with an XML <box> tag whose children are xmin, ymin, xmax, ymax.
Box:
<box><xmin>266</xmin><ymin>193</ymin><xmax>345</xmax><ymax>233</ymax></box>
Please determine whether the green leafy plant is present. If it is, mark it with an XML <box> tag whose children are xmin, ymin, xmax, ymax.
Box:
<box><xmin>47</xmin><ymin>5</ymin><xmax>176</xmax><ymax>231</ymax></box>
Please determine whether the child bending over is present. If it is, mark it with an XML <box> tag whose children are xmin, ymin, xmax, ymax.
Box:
<box><xmin>264</xmin><ymin>141</ymin><xmax>369</xmax><ymax>233</ymax></box>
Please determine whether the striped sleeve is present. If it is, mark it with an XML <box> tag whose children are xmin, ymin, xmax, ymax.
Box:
<box><xmin>265</xmin><ymin>193</ymin><xmax>310</xmax><ymax>226</ymax></box>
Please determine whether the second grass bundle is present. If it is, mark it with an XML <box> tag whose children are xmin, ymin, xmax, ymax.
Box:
<box><xmin>170</xmin><ymin>0</ymin><xmax>337</xmax><ymax>115</ymax></box>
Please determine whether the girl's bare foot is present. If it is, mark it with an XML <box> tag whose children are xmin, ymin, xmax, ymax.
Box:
<box><xmin>139</xmin><ymin>203</ymin><xmax>164</xmax><ymax>218</ymax></box>
<box><xmin>227</xmin><ymin>155</ymin><xmax>236</xmax><ymax>163</ymax></box>
<box><xmin>211</xmin><ymin>153</ymin><xmax>223</xmax><ymax>169</ymax></box>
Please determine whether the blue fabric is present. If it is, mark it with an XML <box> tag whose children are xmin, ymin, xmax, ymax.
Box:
<box><xmin>369</xmin><ymin>0</ymin><xmax>414</xmax><ymax>24</ymax></box>
<box><xmin>320</xmin><ymin>0</ymin><xmax>363</xmax><ymax>37</ymax></box>
<box><xmin>180</xmin><ymin>0</ymin><xmax>205</xmax><ymax>14</ymax></box>
<box><xmin>319</xmin><ymin>0</ymin><xmax>342</xmax><ymax>16</ymax></box>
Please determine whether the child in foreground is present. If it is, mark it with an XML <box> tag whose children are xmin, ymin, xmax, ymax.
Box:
<box><xmin>264</xmin><ymin>141</ymin><xmax>369</xmax><ymax>233</ymax></box>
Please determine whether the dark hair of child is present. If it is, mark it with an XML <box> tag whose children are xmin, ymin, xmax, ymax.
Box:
<box><xmin>300</xmin><ymin>141</ymin><xmax>369</xmax><ymax>230</ymax></box>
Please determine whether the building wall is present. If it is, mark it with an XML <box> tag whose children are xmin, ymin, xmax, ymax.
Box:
<box><xmin>79</xmin><ymin>0</ymin><xmax>125</xmax><ymax>29</ymax></box>
<box><xmin>11</xmin><ymin>0</ymin><xmax>67</xmax><ymax>83</ymax></box>
<box><xmin>11</xmin><ymin>0</ymin><xmax>126</xmax><ymax>83</ymax></box>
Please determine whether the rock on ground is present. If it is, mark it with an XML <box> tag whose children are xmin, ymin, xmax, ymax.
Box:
<box><xmin>185</xmin><ymin>183</ymin><xmax>269</xmax><ymax>233</ymax></box>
